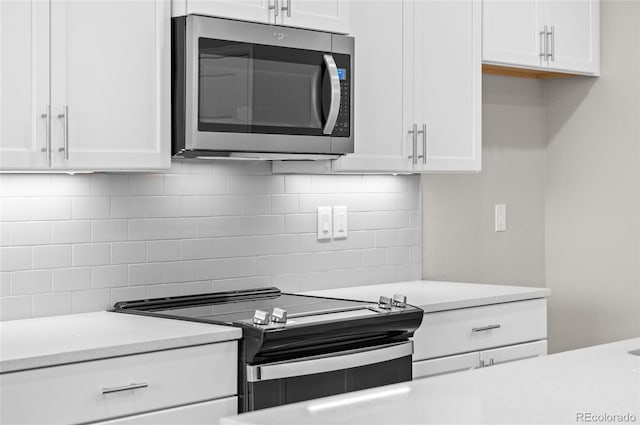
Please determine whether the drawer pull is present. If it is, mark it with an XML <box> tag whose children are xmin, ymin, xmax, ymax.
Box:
<box><xmin>101</xmin><ymin>383</ymin><xmax>149</xmax><ymax>395</ymax></box>
<box><xmin>471</xmin><ymin>324</ymin><xmax>501</xmax><ymax>333</ymax></box>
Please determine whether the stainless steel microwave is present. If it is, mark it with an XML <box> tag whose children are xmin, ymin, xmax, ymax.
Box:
<box><xmin>172</xmin><ymin>15</ymin><xmax>354</xmax><ymax>160</ymax></box>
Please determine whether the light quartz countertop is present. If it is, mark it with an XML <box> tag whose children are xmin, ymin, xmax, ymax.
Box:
<box><xmin>223</xmin><ymin>337</ymin><xmax>640</xmax><ymax>425</ymax></box>
<box><xmin>0</xmin><ymin>311</ymin><xmax>241</xmax><ymax>373</ymax></box>
<box><xmin>302</xmin><ymin>280</ymin><xmax>551</xmax><ymax>312</ymax></box>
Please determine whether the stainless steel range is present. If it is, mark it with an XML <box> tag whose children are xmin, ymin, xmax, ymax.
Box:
<box><xmin>114</xmin><ymin>287</ymin><xmax>423</xmax><ymax>412</ymax></box>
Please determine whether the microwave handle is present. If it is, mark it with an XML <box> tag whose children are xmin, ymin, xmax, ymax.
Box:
<box><xmin>322</xmin><ymin>54</ymin><xmax>341</xmax><ymax>135</ymax></box>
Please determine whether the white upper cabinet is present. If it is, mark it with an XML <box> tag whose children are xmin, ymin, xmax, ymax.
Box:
<box><xmin>482</xmin><ymin>0</ymin><xmax>541</xmax><ymax>69</ymax></box>
<box><xmin>332</xmin><ymin>0</ymin><xmax>409</xmax><ymax>173</ymax></box>
<box><xmin>332</xmin><ymin>0</ymin><xmax>481</xmax><ymax>174</ymax></box>
<box><xmin>483</xmin><ymin>0</ymin><xmax>600</xmax><ymax>76</ymax></box>
<box><xmin>176</xmin><ymin>0</ymin><xmax>350</xmax><ymax>33</ymax></box>
<box><xmin>541</xmin><ymin>0</ymin><xmax>600</xmax><ymax>75</ymax></box>
<box><xmin>49</xmin><ymin>0</ymin><xmax>170</xmax><ymax>171</ymax></box>
<box><xmin>0</xmin><ymin>0</ymin><xmax>51</xmax><ymax>170</ymax></box>
<box><xmin>278</xmin><ymin>0</ymin><xmax>349</xmax><ymax>34</ymax></box>
<box><xmin>0</xmin><ymin>0</ymin><xmax>170</xmax><ymax>172</ymax></box>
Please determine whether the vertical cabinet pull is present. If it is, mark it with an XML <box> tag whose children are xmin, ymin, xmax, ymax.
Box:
<box><xmin>57</xmin><ymin>105</ymin><xmax>69</xmax><ymax>160</ymax></box>
<box><xmin>408</xmin><ymin>123</ymin><xmax>418</xmax><ymax>165</ymax></box>
<box><xmin>548</xmin><ymin>26</ymin><xmax>555</xmax><ymax>61</ymax></box>
<box><xmin>270</xmin><ymin>0</ymin><xmax>279</xmax><ymax>18</ymax></box>
<box><xmin>421</xmin><ymin>123</ymin><xmax>426</xmax><ymax>165</ymax></box>
<box><xmin>539</xmin><ymin>26</ymin><xmax>547</xmax><ymax>58</ymax></box>
<box><xmin>40</xmin><ymin>105</ymin><xmax>51</xmax><ymax>160</ymax></box>
<box><xmin>281</xmin><ymin>0</ymin><xmax>291</xmax><ymax>17</ymax></box>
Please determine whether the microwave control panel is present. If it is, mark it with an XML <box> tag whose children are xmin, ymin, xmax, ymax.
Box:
<box><xmin>333</xmin><ymin>53</ymin><xmax>351</xmax><ymax>138</ymax></box>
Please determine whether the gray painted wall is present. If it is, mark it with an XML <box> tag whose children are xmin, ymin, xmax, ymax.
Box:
<box><xmin>422</xmin><ymin>75</ymin><xmax>547</xmax><ymax>288</ymax></box>
<box><xmin>422</xmin><ymin>0</ymin><xmax>640</xmax><ymax>353</ymax></box>
<box><xmin>544</xmin><ymin>0</ymin><xmax>640</xmax><ymax>353</ymax></box>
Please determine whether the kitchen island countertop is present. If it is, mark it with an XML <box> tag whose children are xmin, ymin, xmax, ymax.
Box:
<box><xmin>0</xmin><ymin>311</ymin><xmax>241</xmax><ymax>373</ymax></box>
<box><xmin>222</xmin><ymin>337</ymin><xmax>640</xmax><ymax>425</ymax></box>
<box><xmin>303</xmin><ymin>280</ymin><xmax>551</xmax><ymax>312</ymax></box>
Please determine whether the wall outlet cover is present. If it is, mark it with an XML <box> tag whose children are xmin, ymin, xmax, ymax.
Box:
<box><xmin>333</xmin><ymin>205</ymin><xmax>348</xmax><ymax>239</ymax></box>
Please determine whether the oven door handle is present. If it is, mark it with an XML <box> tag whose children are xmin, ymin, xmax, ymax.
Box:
<box><xmin>246</xmin><ymin>341</ymin><xmax>413</xmax><ymax>382</ymax></box>
<box><xmin>322</xmin><ymin>54</ymin><xmax>341</xmax><ymax>135</ymax></box>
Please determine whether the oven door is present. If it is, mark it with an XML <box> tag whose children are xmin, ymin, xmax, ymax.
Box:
<box><xmin>244</xmin><ymin>341</ymin><xmax>413</xmax><ymax>412</ymax></box>
<box><xmin>179</xmin><ymin>15</ymin><xmax>352</xmax><ymax>155</ymax></box>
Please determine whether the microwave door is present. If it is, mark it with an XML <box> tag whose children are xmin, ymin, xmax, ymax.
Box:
<box><xmin>321</xmin><ymin>54</ymin><xmax>341</xmax><ymax>135</ymax></box>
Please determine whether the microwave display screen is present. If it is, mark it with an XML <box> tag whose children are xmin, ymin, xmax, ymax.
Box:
<box><xmin>337</xmin><ymin>68</ymin><xmax>347</xmax><ymax>80</ymax></box>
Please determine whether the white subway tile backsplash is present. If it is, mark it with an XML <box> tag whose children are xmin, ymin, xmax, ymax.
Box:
<box><xmin>0</xmin><ymin>198</ymin><xmax>32</xmax><ymax>221</ymax></box>
<box><xmin>72</xmin><ymin>243</ymin><xmax>111</xmax><ymax>267</ymax></box>
<box><xmin>32</xmin><ymin>198</ymin><xmax>72</xmax><ymax>221</ymax></box>
<box><xmin>92</xmin><ymin>220</ymin><xmax>128</xmax><ymax>242</ymax></box>
<box><xmin>52</xmin><ymin>267</ymin><xmax>91</xmax><ymax>292</ymax></box>
<box><xmin>72</xmin><ymin>197</ymin><xmax>110</xmax><ymax>220</ymax></box>
<box><xmin>285</xmin><ymin>214</ymin><xmax>315</xmax><ymax>233</ymax></box>
<box><xmin>271</xmin><ymin>195</ymin><xmax>299</xmax><ymax>214</ymax></box>
<box><xmin>52</xmin><ymin>221</ymin><xmax>91</xmax><ymax>244</ymax></box>
<box><xmin>10</xmin><ymin>222</ymin><xmax>52</xmax><ymax>246</ymax></box>
<box><xmin>32</xmin><ymin>292</ymin><xmax>72</xmax><ymax>318</ymax></box>
<box><xmin>92</xmin><ymin>265</ymin><xmax>128</xmax><ymax>288</ymax></box>
<box><xmin>10</xmin><ymin>270</ymin><xmax>52</xmax><ymax>295</ymax></box>
<box><xmin>33</xmin><ymin>245</ymin><xmax>72</xmax><ymax>269</ymax></box>
<box><xmin>1</xmin><ymin>296</ymin><xmax>32</xmax><ymax>320</ymax></box>
<box><xmin>71</xmin><ymin>289</ymin><xmax>110</xmax><ymax>313</ymax></box>
<box><xmin>112</xmin><ymin>242</ymin><xmax>147</xmax><ymax>264</ymax></box>
<box><xmin>148</xmin><ymin>240</ymin><xmax>181</xmax><ymax>262</ymax></box>
<box><xmin>0</xmin><ymin>168</ymin><xmax>420</xmax><ymax>319</ymax></box>
<box><xmin>0</xmin><ymin>247</ymin><xmax>32</xmax><ymax>271</ymax></box>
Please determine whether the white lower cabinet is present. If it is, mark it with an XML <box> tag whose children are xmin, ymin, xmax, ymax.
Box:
<box><xmin>412</xmin><ymin>299</ymin><xmax>548</xmax><ymax>380</ymax></box>
<box><xmin>0</xmin><ymin>342</ymin><xmax>237</xmax><ymax>425</ymax></box>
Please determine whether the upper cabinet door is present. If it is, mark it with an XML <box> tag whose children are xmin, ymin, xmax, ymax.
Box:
<box><xmin>332</xmin><ymin>0</ymin><xmax>410</xmax><ymax>173</ymax></box>
<box><xmin>413</xmin><ymin>0</ymin><xmax>481</xmax><ymax>172</ymax></box>
<box><xmin>482</xmin><ymin>0</ymin><xmax>542</xmax><ymax>69</ymax></box>
<box><xmin>542</xmin><ymin>0</ymin><xmax>600</xmax><ymax>75</ymax></box>
<box><xmin>176</xmin><ymin>0</ymin><xmax>272</xmax><ymax>23</ymax></box>
<box><xmin>278</xmin><ymin>0</ymin><xmax>349</xmax><ymax>34</ymax></box>
<box><xmin>0</xmin><ymin>0</ymin><xmax>51</xmax><ymax>170</ymax></box>
<box><xmin>49</xmin><ymin>0</ymin><xmax>170</xmax><ymax>171</ymax></box>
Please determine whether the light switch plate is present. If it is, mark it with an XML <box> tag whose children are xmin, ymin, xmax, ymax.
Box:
<box><xmin>317</xmin><ymin>206</ymin><xmax>332</xmax><ymax>240</ymax></box>
<box><xmin>495</xmin><ymin>204</ymin><xmax>506</xmax><ymax>232</ymax></box>
<box><xmin>333</xmin><ymin>205</ymin><xmax>348</xmax><ymax>239</ymax></box>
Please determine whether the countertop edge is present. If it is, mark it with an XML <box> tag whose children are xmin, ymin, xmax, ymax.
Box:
<box><xmin>419</xmin><ymin>289</ymin><xmax>551</xmax><ymax>312</ymax></box>
<box><xmin>0</xmin><ymin>328</ymin><xmax>242</xmax><ymax>374</ymax></box>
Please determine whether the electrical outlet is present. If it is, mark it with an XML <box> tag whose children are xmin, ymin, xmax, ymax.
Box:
<box><xmin>333</xmin><ymin>206</ymin><xmax>348</xmax><ymax>239</ymax></box>
<box><xmin>317</xmin><ymin>206</ymin><xmax>332</xmax><ymax>240</ymax></box>
<box><xmin>495</xmin><ymin>204</ymin><xmax>506</xmax><ymax>232</ymax></box>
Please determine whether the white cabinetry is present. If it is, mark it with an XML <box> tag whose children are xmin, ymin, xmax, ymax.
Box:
<box><xmin>412</xmin><ymin>299</ymin><xmax>548</xmax><ymax>379</ymax></box>
<box><xmin>278</xmin><ymin>0</ymin><xmax>481</xmax><ymax>174</ymax></box>
<box><xmin>1</xmin><ymin>342</ymin><xmax>238</xmax><ymax>425</ymax></box>
<box><xmin>176</xmin><ymin>0</ymin><xmax>349</xmax><ymax>33</ymax></box>
<box><xmin>0</xmin><ymin>0</ymin><xmax>170</xmax><ymax>172</ymax></box>
<box><xmin>483</xmin><ymin>0</ymin><xmax>599</xmax><ymax>76</ymax></box>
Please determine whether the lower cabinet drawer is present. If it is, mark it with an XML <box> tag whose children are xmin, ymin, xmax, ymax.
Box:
<box><xmin>1</xmin><ymin>342</ymin><xmax>237</xmax><ymax>425</ymax></box>
<box><xmin>413</xmin><ymin>352</ymin><xmax>479</xmax><ymax>379</ymax></box>
<box><xmin>413</xmin><ymin>298</ymin><xmax>547</xmax><ymax>360</ymax></box>
<box><xmin>94</xmin><ymin>397</ymin><xmax>237</xmax><ymax>425</ymax></box>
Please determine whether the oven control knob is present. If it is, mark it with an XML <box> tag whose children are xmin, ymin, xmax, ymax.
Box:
<box><xmin>378</xmin><ymin>296</ymin><xmax>393</xmax><ymax>310</ymax></box>
<box><xmin>393</xmin><ymin>294</ymin><xmax>407</xmax><ymax>308</ymax></box>
<box><xmin>271</xmin><ymin>307</ymin><xmax>287</xmax><ymax>324</ymax></box>
<box><xmin>253</xmin><ymin>310</ymin><xmax>271</xmax><ymax>325</ymax></box>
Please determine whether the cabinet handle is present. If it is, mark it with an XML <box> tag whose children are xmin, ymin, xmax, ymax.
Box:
<box><xmin>549</xmin><ymin>26</ymin><xmax>555</xmax><ymax>62</ymax></box>
<box><xmin>479</xmin><ymin>359</ymin><xmax>485</xmax><ymax>368</ymax></box>
<box><xmin>420</xmin><ymin>123</ymin><xmax>426</xmax><ymax>165</ymax></box>
<box><xmin>40</xmin><ymin>105</ymin><xmax>51</xmax><ymax>160</ymax></box>
<box><xmin>408</xmin><ymin>123</ymin><xmax>418</xmax><ymax>165</ymax></box>
<box><xmin>539</xmin><ymin>26</ymin><xmax>547</xmax><ymax>58</ymax></box>
<box><xmin>281</xmin><ymin>0</ymin><xmax>291</xmax><ymax>17</ymax></box>
<box><xmin>489</xmin><ymin>358</ymin><xmax>495</xmax><ymax>366</ymax></box>
<box><xmin>544</xmin><ymin>25</ymin><xmax>550</xmax><ymax>62</ymax></box>
<box><xmin>471</xmin><ymin>324</ymin><xmax>501</xmax><ymax>333</ymax></box>
<box><xmin>101</xmin><ymin>382</ymin><xmax>149</xmax><ymax>395</ymax></box>
<box><xmin>269</xmin><ymin>0</ymin><xmax>279</xmax><ymax>18</ymax></box>
<box><xmin>57</xmin><ymin>105</ymin><xmax>69</xmax><ymax>160</ymax></box>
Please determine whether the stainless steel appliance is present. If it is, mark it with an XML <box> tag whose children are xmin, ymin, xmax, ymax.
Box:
<box><xmin>172</xmin><ymin>15</ymin><xmax>354</xmax><ymax>160</ymax></box>
<box><xmin>114</xmin><ymin>288</ymin><xmax>422</xmax><ymax>412</ymax></box>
